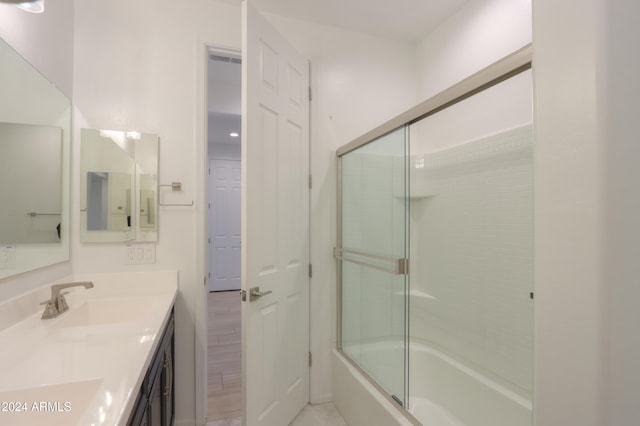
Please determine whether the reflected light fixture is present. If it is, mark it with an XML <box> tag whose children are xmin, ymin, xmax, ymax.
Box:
<box><xmin>126</xmin><ymin>131</ymin><xmax>141</xmax><ymax>140</ymax></box>
<box><xmin>229</xmin><ymin>132</ymin><xmax>239</xmax><ymax>138</ymax></box>
<box><xmin>0</xmin><ymin>0</ymin><xmax>45</xmax><ymax>13</ymax></box>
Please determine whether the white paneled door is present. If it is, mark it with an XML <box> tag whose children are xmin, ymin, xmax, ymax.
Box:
<box><xmin>209</xmin><ymin>159</ymin><xmax>241</xmax><ymax>291</ymax></box>
<box><xmin>241</xmin><ymin>1</ymin><xmax>310</xmax><ymax>425</ymax></box>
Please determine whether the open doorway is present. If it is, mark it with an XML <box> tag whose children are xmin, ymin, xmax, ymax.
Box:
<box><xmin>206</xmin><ymin>48</ymin><xmax>242</xmax><ymax>423</ymax></box>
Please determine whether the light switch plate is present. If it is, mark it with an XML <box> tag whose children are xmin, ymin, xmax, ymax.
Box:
<box><xmin>125</xmin><ymin>243</ymin><xmax>156</xmax><ymax>265</ymax></box>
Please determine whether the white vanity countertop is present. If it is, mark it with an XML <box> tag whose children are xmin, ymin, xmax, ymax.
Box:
<box><xmin>0</xmin><ymin>270</ymin><xmax>177</xmax><ymax>426</ymax></box>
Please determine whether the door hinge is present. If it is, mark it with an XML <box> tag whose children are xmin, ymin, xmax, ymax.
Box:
<box><xmin>309</xmin><ymin>264</ymin><xmax>312</xmax><ymax>278</ymax></box>
<box><xmin>308</xmin><ymin>86</ymin><xmax>312</xmax><ymax>101</ymax></box>
<box><xmin>308</xmin><ymin>174</ymin><xmax>312</xmax><ymax>189</ymax></box>
<box><xmin>309</xmin><ymin>352</ymin><xmax>312</xmax><ymax>367</ymax></box>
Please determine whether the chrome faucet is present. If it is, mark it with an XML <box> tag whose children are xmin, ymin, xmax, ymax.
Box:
<box><xmin>40</xmin><ymin>281</ymin><xmax>94</xmax><ymax>319</ymax></box>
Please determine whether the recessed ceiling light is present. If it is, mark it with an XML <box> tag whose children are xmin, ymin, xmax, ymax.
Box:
<box><xmin>230</xmin><ymin>132</ymin><xmax>239</xmax><ymax>138</ymax></box>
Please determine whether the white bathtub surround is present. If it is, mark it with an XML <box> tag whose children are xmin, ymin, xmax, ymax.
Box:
<box><xmin>334</xmin><ymin>340</ymin><xmax>532</xmax><ymax>426</ymax></box>
<box><xmin>408</xmin><ymin>341</ymin><xmax>531</xmax><ymax>426</ymax></box>
<box><xmin>333</xmin><ymin>349</ymin><xmax>416</xmax><ymax>426</ymax></box>
<box><xmin>0</xmin><ymin>270</ymin><xmax>177</xmax><ymax>425</ymax></box>
<box><xmin>409</xmin><ymin>124</ymin><xmax>534</xmax><ymax>395</ymax></box>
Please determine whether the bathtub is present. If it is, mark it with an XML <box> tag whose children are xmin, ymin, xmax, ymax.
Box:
<box><xmin>333</xmin><ymin>341</ymin><xmax>532</xmax><ymax>426</ymax></box>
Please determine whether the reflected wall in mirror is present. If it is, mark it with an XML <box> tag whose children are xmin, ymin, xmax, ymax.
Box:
<box><xmin>80</xmin><ymin>129</ymin><xmax>158</xmax><ymax>243</ymax></box>
<box><xmin>0</xmin><ymin>123</ymin><xmax>62</xmax><ymax>243</ymax></box>
<box><xmin>0</xmin><ymin>36</ymin><xmax>70</xmax><ymax>279</ymax></box>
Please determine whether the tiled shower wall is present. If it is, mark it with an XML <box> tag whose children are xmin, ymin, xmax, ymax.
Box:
<box><xmin>409</xmin><ymin>125</ymin><xmax>533</xmax><ymax>394</ymax></box>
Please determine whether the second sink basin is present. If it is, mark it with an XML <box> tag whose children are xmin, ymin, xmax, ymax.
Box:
<box><xmin>53</xmin><ymin>298</ymin><xmax>152</xmax><ymax>328</ymax></box>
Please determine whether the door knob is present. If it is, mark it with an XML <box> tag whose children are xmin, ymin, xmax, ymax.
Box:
<box><xmin>249</xmin><ymin>286</ymin><xmax>272</xmax><ymax>302</ymax></box>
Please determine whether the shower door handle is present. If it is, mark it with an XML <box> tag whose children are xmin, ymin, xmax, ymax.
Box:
<box><xmin>334</xmin><ymin>247</ymin><xmax>409</xmax><ymax>276</ymax></box>
<box><xmin>249</xmin><ymin>286</ymin><xmax>272</xmax><ymax>302</ymax></box>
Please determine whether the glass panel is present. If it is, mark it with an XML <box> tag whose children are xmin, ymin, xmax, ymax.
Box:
<box><xmin>408</xmin><ymin>69</ymin><xmax>533</xmax><ymax>426</ymax></box>
<box><xmin>339</xmin><ymin>126</ymin><xmax>409</xmax><ymax>405</ymax></box>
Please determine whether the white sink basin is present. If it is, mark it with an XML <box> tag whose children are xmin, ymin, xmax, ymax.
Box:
<box><xmin>52</xmin><ymin>298</ymin><xmax>152</xmax><ymax>328</ymax></box>
<box><xmin>0</xmin><ymin>378</ymin><xmax>103</xmax><ymax>426</ymax></box>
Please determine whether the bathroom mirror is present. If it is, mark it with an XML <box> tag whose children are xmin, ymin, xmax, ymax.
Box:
<box><xmin>0</xmin><ymin>36</ymin><xmax>71</xmax><ymax>279</ymax></box>
<box><xmin>80</xmin><ymin>129</ymin><xmax>158</xmax><ymax>242</ymax></box>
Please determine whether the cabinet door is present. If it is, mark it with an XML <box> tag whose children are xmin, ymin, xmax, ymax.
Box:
<box><xmin>127</xmin><ymin>393</ymin><xmax>148</xmax><ymax>426</ymax></box>
<box><xmin>161</xmin><ymin>326</ymin><xmax>175</xmax><ymax>425</ymax></box>
<box><xmin>139</xmin><ymin>408</ymin><xmax>149</xmax><ymax>426</ymax></box>
<box><xmin>148</xmin><ymin>359</ymin><xmax>163</xmax><ymax>426</ymax></box>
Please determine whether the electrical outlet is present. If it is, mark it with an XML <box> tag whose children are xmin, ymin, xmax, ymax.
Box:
<box><xmin>0</xmin><ymin>246</ymin><xmax>16</xmax><ymax>269</ymax></box>
<box><xmin>143</xmin><ymin>245</ymin><xmax>156</xmax><ymax>264</ymax></box>
<box><xmin>125</xmin><ymin>245</ymin><xmax>136</xmax><ymax>264</ymax></box>
<box><xmin>125</xmin><ymin>243</ymin><xmax>156</xmax><ymax>264</ymax></box>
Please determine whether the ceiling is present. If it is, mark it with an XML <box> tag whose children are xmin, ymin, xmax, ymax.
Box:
<box><xmin>208</xmin><ymin>0</ymin><xmax>472</xmax><ymax>143</ymax></box>
<box><xmin>250</xmin><ymin>0</ymin><xmax>470</xmax><ymax>43</ymax></box>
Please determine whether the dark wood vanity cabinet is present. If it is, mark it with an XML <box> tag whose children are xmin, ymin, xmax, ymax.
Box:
<box><xmin>128</xmin><ymin>309</ymin><xmax>175</xmax><ymax>426</ymax></box>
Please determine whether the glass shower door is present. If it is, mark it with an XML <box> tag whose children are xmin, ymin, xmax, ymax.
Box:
<box><xmin>337</xmin><ymin>125</ymin><xmax>409</xmax><ymax>406</ymax></box>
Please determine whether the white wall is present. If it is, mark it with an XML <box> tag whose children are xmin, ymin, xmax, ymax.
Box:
<box><xmin>601</xmin><ymin>1</ymin><xmax>640</xmax><ymax>422</ymax></box>
<box><xmin>72</xmin><ymin>1</ymin><xmax>241</xmax><ymax>424</ymax></box>
<box><xmin>533</xmin><ymin>0</ymin><xmax>640</xmax><ymax>425</ymax></box>
<box><xmin>0</xmin><ymin>1</ymin><xmax>74</xmax><ymax>98</ymax></box>
<box><xmin>415</xmin><ymin>0</ymin><xmax>531</xmax><ymax>101</ymax></box>
<box><xmin>263</xmin><ymin>13</ymin><xmax>419</xmax><ymax>403</ymax></box>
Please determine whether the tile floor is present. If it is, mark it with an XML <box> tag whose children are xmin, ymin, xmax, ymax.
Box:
<box><xmin>207</xmin><ymin>292</ymin><xmax>347</xmax><ymax>425</ymax></box>
<box><xmin>208</xmin><ymin>291</ymin><xmax>242</xmax><ymax>421</ymax></box>
<box><xmin>289</xmin><ymin>403</ymin><xmax>348</xmax><ymax>426</ymax></box>
<box><xmin>206</xmin><ymin>403</ymin><xmax>347</xmax><ymax>426</ymax></box>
